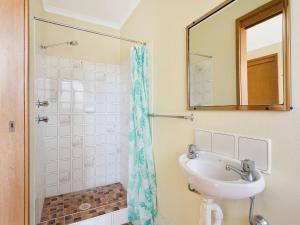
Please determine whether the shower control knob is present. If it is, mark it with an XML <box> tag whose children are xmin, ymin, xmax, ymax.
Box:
<box><xmin>37</xmin><ymin>116</ymin><xmax>49</xmax><ymax>124</ymax></box>
<box><xmin>36</xmin><ymin>99</ymin><xmax>49</xmax><ymax>108</ymax></box>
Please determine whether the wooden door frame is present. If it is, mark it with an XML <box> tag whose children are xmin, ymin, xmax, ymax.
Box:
<box><xmin>0</xmin><ymin>0</ymin><xmax>29</xmax><ymax>224</ymax></box>
<box><xmin>236</xmin><ymin>0</ymin><xmax>291</xmax><ymax>111</ymax></box>
<box><xmin>25</xmin><ymin>0</ymin><xmax>29</xmax><ymax>224</ymax></box>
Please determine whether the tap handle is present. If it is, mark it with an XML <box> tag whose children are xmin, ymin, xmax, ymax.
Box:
<box><xmin>37</xmin><ymin>115</ymin><xmax>49</xmax><ymax>124</ymax></box>
<box><xmin>188</xmin><ymin>144</ymin><xmax>197</xmax><ymax>153</ymax></box>
<box><xmin>241</xmin><ymin>159</ymin><xmax>255</xmax><ymax>172</ymax></box>
<box><xmin>36</xmin><ymin>99</ymin><xmax>49</xmax><ymax>108</ymax></box>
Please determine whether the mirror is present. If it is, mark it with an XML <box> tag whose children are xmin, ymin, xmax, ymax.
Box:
<box><xmin>187</xmin><ymin>0</ymin><xmax>290</xmax><ymax>110</ymax></box>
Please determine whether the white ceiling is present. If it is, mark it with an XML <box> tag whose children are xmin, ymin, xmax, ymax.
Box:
<box><xmin>43</xmin><ymin>0</ymin><xmax>141</xmax><ymax>29</ymax></box>
<box><xmin>247</xmin><ymin>14</ymin><xmax>283</xmax><ymax>52</ymax></box>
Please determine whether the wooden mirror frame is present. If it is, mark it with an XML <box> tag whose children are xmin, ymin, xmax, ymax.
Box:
<box><xmin>186</xmin><ymin>0</ymin><xmax>291</xmax><ymax>111</ymax></box>
<box><xmin>236</xmin><ymin>0</ymin><xmax>291</xmax><ymax>111</ymax></box>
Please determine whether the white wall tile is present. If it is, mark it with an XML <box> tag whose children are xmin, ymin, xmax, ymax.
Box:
<box><xmin>46</xmin><ymin>149</ymin><xmax>58</xmax><ymax>161</ymax></box>
<box><xmin>60</xmin><ymin>159</ymin><xmax>71</xmax><ymax>172</ymax></box>
<box><xmin>44</xmin><ymin>126</ymin><xmax>58</xmax><ymax>137</ymax></box>
<box><xmin>46</xmin><ymin>185</ymin><xmax>58</xmax><ymax>197</ymax></box>
<box><xmin>46</xmin><ymin>161</ymin><xmax>58</xmax><ymax>173</ymax></box>
<box><xmin>60</xmin><ymin>103</ymin><xmax>71</xmax><ymax>113</ymax></box>
<box><xmin>113</xmin><ymin>208</ymin><xmax>128</xmax><ymax>225</ymax></box>
<box><xmin>73</xmin><ymin>115</ymin><xmax>84</xmax><ymax>125</ymax></box>
<box><xmin>194</xmin><ymin>128</ymin><xmax>271</xmax><ymax>174</ymax></box>
<box><xmin>60</xmin><ymin>126</ymin><xmax>71</xmax><ymax>136</ymax></box>
<box><xmin>60</xmin><ymin>137</ymin><xmax>71</xmax><ymax>148</ymax></box>
<box><xmin>238</xmin><ymin>136</ymin><xmax>271</xmax><ymax>173</ymax></box>
<box><xmin>61</xmin><ymin>81</ymin><xmax>72</xmax><ymax>91</ymax></box>
<box><xmin>74</xmin><ymin>92</ymin><xmax>84</xmax><ymax>102</ymax></box>
<box><xmin>60</xmin><ymin>68</ymin><xmax>72</xmax><ymax>79</ymax></box>
<box><xmin>46</xmin><ymin>173</ymin><xmax>58</xmax><ymax>186</ymax></box>
<box><xmin>60</xmin><ymin>115</ymin><xmax>71</xmax><ymax>126</ymax></box>
<box><xmin>60</xmin><ymin>91</ymin><xmax>72</xmax><ymax>102</ymax></box>
<box><xmin>212</xmin><ymin>133</ymin><xmax>235</xmax><ymax>158</ymax></box>
<box><xmin>195</xmin><ymin>129</ymin><xmax>212</xmax><ymax>151</ymax></box>
<box><xmin>73</xmin><ymin>126</ymin><xmax>84</xmax><ymax>136</ymax></box>
<box><xmin>59</xmin><ymin>147</ymin><xmax>71</xmax><ymax>160</ymax></box>
<box><xmin>73</xmin><ymin>169</ymin><xmax>83</xmax><ymax>181</ymax></box>
<box><xmin>73</xmin><ymin>136</ymin><xmax>83</xmax><ymax>148</ymax></box>
<box><xmin>47</xmin><ymin>115</ymin><xmax>58</xmax><ymax>125</ymax></box>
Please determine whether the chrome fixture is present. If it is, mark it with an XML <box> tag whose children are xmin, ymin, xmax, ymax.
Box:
<box><xmin>249</xmin><ymin>197</ymin><xmax>269</xmax><ymax>225</ymax></box>
<box><xmin>187</xmin><ymin>144</ymin><xmax>198</xmax><ymax>159</ymax></box>
<box><xmin>37</xmin><ymin>116</ymin><xmax>49</xmax><ymax>124</ymax></box>
<box><xmin>34</xmin><ymin>17</ymin><xmax>146</xmax><ymax>45</ymax></box>
<box><xmin>188</xmin><ymin>184</ymin><xmax>201</xmax><ymax>195</ymax></box>
<box><xmin>148</xmin><ymin>113</ymin><xmax>194</xmax><ymax>121</ymax></box>
<box><xmin>40</xmin><ymin>40</ymin><xmax>79</xmax><ymax>49</ymax></box>
<box><xmin>36</xmin><ymin>99</ymin><xmax>49</xmax><ymax>108</ymax></box>
<box><xmin>226</xmin><ymin>159</ymin><xmax>257</xmax><ymax>182</ymax></box>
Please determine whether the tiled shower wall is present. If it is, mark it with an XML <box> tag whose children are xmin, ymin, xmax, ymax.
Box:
<box><xmin>35</xmin><ymin>54</ymin><xmax>124</xmax><ymax>197</ymax></box>
<box><xmin>119</xmin><ymin>59</ymin><xmax>131</xmax><ymax>189</ymax></box>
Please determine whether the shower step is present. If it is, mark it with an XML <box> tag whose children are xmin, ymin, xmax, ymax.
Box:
<box><xmin>38</xmin><ymin>183</ymin><xmax>127</xmax><ymax>225</ymax></box>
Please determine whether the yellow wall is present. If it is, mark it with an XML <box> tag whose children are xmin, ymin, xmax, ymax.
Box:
<box><xmin>121</xmin><ymin>0</ymin><xmax>300</xmax><ymax>225</ymax></box>
<box><xmin>30</xmin><ymin>0</ymin><xmax>120</xmax><ymax>64</ymax></box>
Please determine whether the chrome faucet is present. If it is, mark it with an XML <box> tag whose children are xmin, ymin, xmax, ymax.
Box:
<box><xmin>187</xmin><ymin>144</ymin><xmax>198</xmax><ymax>159</ymax></box>
<box><xmin>226</xmin><ymin>159</ymin><xmax>257</xmax><ymax>182</ymax></box>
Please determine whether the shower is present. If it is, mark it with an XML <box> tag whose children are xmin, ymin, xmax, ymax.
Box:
<box><xmin>32</xmin><ymin>16</ymin><xmax>147</xmax><ymax>225</ymax></box>
<box><xmin>40</xmin><ymin>40</ymin><xmax>79</xmax><ymax>49</ymax></box>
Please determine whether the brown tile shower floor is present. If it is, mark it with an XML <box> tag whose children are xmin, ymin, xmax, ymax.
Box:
<box><xmin>39</xmin><ymin>183</ymin><xmax>127</xmax><ymax>225</ymax></box>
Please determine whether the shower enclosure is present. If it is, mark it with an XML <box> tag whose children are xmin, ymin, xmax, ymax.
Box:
<box><xmin>31</xmin><ymin>18</ymin><xmax>138</xmax><ymax>225</ymax></box>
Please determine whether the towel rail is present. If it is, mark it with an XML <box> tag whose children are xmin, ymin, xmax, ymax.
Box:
<box><xmin>148</xmin><ymin>113</ymin><xmax>194</xmax><ymax>121</ymax></box>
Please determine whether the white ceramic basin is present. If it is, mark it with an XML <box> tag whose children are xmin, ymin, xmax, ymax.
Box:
<box><xmin>179</xmin><ymin>151</ymin><xmax>265</xmax><ymax>200</ymax></box>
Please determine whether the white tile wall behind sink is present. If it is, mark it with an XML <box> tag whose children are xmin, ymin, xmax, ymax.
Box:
<box><xmin>195</xmin><ymin>129</ymin><xmax>271</xmax><ymax>174</ymax></box>
<box><xmin>213</xmin><ymin>133</ymin><xmax>236</xmax><ymax>159</ymax></box>
<box><xmin>195</xmin><ymin>129</ymin><xmax>212</xmax><ymax>152</ymax></box>
<box><xmin>238</xmin><ymin>136</ymin><xmax>271</xmax><ymax>173</ymax></box>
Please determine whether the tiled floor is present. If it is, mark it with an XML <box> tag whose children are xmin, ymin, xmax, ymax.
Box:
<box><xmin>39</xmin><ymin>183</ymin><xmax>127</xmax><ymax>225</ymax></box>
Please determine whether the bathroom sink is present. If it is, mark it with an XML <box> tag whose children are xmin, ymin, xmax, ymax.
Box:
<box><xmin>179</xmin><ymin>151</ymin><xmax>265</xmax><ymax>200</ymax></box>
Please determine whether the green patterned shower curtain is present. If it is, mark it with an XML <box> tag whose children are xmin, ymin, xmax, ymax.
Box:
<box><xmin>128</xmin><ymin>45</ymin><xmax>158</xmax><ymax>225</ymax></box>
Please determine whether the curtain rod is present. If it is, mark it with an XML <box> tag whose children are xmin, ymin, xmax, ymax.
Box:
<box><xmin>33</xmin><ymin>17</ymin><xmax>146</xmax><ymax>46</ymax></box>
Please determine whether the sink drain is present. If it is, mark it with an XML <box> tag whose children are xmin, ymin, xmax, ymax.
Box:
<box><xmin>78</xmin><ymin>203</ymin><xmax>92</xmax><ymax>211</ymax></box>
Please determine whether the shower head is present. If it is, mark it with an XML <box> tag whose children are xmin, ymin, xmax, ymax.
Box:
<box><xmin>40</xmin><ymin>40</ymin><xmax>79</xmax><ymax>49</ymax></box>
<box><xmin>68</xmin><ymin>40</ymin><xmax>79</xmax><ymax>46</ymax></box>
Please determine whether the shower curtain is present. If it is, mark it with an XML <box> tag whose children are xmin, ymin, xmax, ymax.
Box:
<box><xmin>128</xmin><ymin>45</ymin><xmax>157</xmax><ymax>225</ymax></box>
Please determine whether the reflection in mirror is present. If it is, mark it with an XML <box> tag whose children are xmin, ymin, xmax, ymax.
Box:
<box><xmin>187</xmin><ymin>0</ymin><xmax>290</xmax><ymax>110</ymax></box>
<box><xmin>189</xmin><ymin>52</ymin><xmax>214</xmax><ymax>106</ymax></box>
<box><xmin>244</xmin><ymin>14</ymin><xmax>283</xmax><ymax>105</ymax></box>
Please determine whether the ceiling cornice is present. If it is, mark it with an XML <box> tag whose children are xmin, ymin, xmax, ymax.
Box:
<box><xmin>42</xmin><ymin>0</ymin><xmax>140</xmax><ymax>30</ymax></box>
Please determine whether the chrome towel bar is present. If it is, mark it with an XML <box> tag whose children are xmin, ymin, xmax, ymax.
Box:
<box><xmin>148</xmin><ymin>113</ymin><xmax>194</xmax><ymax>121</ymax></box>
